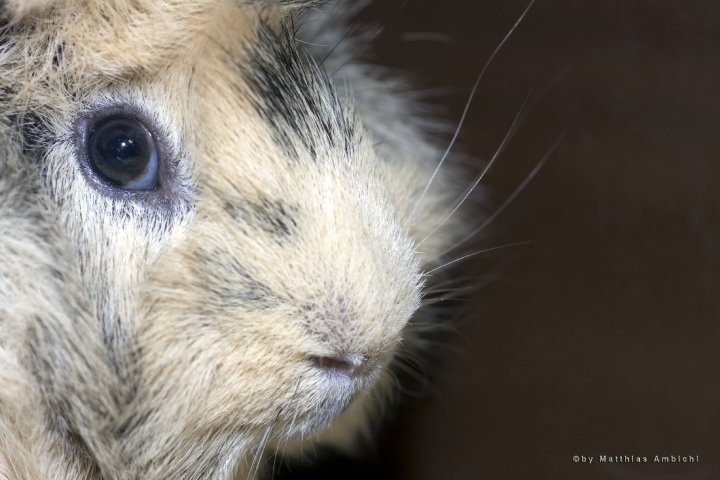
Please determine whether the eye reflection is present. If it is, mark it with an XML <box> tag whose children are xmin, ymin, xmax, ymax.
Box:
<box><xmin>87</xmin><ymin>115</ymin><xmax>159</xmax><ymax>190</ymax></box>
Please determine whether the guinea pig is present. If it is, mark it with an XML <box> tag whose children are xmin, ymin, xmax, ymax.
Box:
<box><xmin>0</xmin><ymin>1</ymin><xmax>469</xmax><ymax>478</ymax></box>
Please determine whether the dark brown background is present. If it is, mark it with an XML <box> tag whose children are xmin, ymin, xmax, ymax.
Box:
<box><xmin>281</xmin><ymin>1</ymin><xmax>720</xmax><ymax>479</ymax></box>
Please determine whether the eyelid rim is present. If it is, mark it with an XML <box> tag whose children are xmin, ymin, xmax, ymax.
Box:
<box><xmin>74</xmin><ymin>103</ymin><xmax>181</xmax><ymax>208</ymax></box>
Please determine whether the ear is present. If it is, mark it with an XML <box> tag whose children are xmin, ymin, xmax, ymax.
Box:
<box><xmin>1</xmin><ymin>0</ymin><xmax>57</xmax><ymax>22</ymax></box>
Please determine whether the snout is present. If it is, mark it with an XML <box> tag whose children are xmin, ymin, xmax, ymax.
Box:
<box><xmin>311</xmin><ymin>353</ymin><xmax>371</xmax><ymax>378</ymax></box>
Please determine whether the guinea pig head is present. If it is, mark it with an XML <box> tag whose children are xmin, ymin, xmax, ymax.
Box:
<box><xmin>2</xmin><ymin>1</ymin><xmax>458</xmax><ymax>476</ymax></box>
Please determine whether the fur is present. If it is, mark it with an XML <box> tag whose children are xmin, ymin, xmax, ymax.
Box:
<box><xmin>0</xmin><ymin>1</ymin><xmax>466</xmax><ymax>478</ymax></box>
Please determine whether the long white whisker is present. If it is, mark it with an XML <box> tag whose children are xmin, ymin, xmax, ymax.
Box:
<box><xmin>424</xmin><ymin>241</ymin><xmax>532</xmax><ymax>276</ymax></box>
<box><xmin>249</xmin><ymin>427</ymin><xmax>272</xmax><ymax>480</ymax></box>
<box><xmin>442</xmin><ymin>133</ymin><xmax>566</xmax><ymax>256</ymax></box>
<box><xmin>416</xmin><ymin>92</ymin><xmax>531</xmax><ymax>249</ymax></box>
<box><xmin>423</xmin><ymin>283</ymin><xmax>476</xmax><ymax>297</ymax></box>
<box><xmin>277</xmin><ymin>378</ymin><xmax>303</xmax><ymax>464</ymax></box>
<box><xmin>407</xmin><ymin>0</ymin><xmax>537</xmax><ymax>224</ymax></box>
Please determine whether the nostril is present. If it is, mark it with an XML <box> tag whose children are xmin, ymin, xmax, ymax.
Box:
<box><xmin>311</xmin><ymin>353</ymin><xmax>367</xmax><ymax>377</ymax></box>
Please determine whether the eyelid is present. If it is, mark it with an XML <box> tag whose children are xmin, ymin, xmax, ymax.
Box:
<box><xmin>73</xmin><ymin>104</ymin><xmax>175</xmax><ymax>203</ymax></box>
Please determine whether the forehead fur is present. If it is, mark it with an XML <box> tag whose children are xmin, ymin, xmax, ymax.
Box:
<box><xmin>1</xmin><ymin>0</ymin><xmax>324</xmax><ymax>21</ymax></box>
<box><xmin>0</xmin><ymin>0</ymin><xmax>321</xmax><ymax>82</ymax></box>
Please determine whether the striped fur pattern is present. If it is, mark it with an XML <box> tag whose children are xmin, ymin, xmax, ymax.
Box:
<box><xmin>0</xmin><ymin>0</ymin><xmax>466</xmax><ymax>478</ymax></box>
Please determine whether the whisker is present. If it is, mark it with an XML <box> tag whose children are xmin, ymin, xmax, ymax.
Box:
<box><xmin>296</xmin><ymin>39</ymin><xmax>329</xmax><ymax>47</ymax></box>
<box><xmin>392</xmin><ymin>355</ymin><xmax>430</xmax><ymax>397</ymax></box>
<box><xmin>422</xmin><ymin>284</ymin><xmax>476</xmax><ymax>297</ymax></box>
<box><xmin>421</xmin><ymin>296</ymin><xmax>466</xmax><ymax>307</ymax></box>
<box><xmin>270</xmin><ymin>378</ymin><xmax>303</xmax><ymax>476</ymax></box>
<box><xmin>422</xmin><ymin>277</ymin><xmax>494</xmax><ymax>298</ymax></box>
<box><xmin>320</xmin><ymin>21</ymin><xmax>359</xmax><ymax>66</ymax></box>
<box><xmin>442</xmin><ymin>133</ymin><xmax>566</xmax><ymax>256</ymax></box>
<box><xmin>422</xmin><ymin>273</ymin><xmax>485</xmax><ymax>289</ymax></box>
<box><xmin>415</xmin><ymin>92</ymin><xmax>531</xmax><ymax>249</ymax></box>
<box><xmin>407</xmin><ymin>0</ymin><xmax>537</xmax><ymax>224</ymax></box>
<box><xmin>248</xmin><ymin>427</ymin><xmax>272</xmax><ymax>480</ymax></box>
<box><xmin>425</xmin><ymin>240</ymin><xmax>533</xmax><ymax>276</ymax></box>
<box><xmin>270</xmin><ymin>406</ymin><xmax>285</xmax><ymax>479</ymax></box>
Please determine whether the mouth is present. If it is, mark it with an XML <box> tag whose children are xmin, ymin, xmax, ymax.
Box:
<box><xmin>281</xmin><ymin>353</ymin><xmax>386</xmax><ymax>435</ymax></box>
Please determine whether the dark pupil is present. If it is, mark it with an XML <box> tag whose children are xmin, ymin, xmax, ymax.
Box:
<box><xmin>89</xmin><ymin>117</ymin><xmax>153</xmax><ymax>186</ymax></box>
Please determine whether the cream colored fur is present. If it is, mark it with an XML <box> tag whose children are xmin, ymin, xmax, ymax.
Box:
<box><xmin>0</xmin><ymin>0</ymin><xmax>465</xmax><ymax>478</ymax></box>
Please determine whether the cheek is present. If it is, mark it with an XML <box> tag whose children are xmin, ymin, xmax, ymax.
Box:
<box><xmin>135</xmin><ymin>311</ymin><xmax>338</xmax><ymax>435</ymax></box>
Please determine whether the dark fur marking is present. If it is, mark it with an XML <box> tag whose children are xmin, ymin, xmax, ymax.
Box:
<box><xmin>98</xmin><ymin>311</ymin><xmax>142</xmax><ymax>414</ymax></box>
<box><xmin>15</xmin><ymin>109</ymin><xmax>45</xmax><ymax>152</ymax></box>
<box><xmin>52</xmin><ymin>41</ymin><xmax>64</xmax><ymax>68</ymax></box>
<box><xmin>241</xmin><ymin>0</ymin><xmax>326</xmax><ymax>9</ymax></box>
<box><xmin>224</xmin><ymin>197</ymin><xmax>298</xmax><ymax>238</ymax></box>
<box><xmin>0</xmin><ymin>76</ymin><xmax>56</xmax><ymax>154</ymax></box>
<box><xmin>25</xmin><ymin>322</ymin><xmax>103</xmax><ymax>476</ymax></box>
<box><xmin>116</xmin><ymin>407</ymin><xmax>154</xmax><ymax>438</ymax></box>
<box><xmin>195</xmin><ymin>250</ymin><xmax>279</xmax><ymax>310</ymax></box>
<box><xmin>242</xmin><ymin>23</ymin><xmax>356</xmax><ymax>161</ymax></box>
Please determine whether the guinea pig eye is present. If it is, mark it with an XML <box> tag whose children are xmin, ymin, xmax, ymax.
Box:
<box><xmin>86</xmin><ymin>116</ymin><xmax>159</xmax><ymax>190</ymax></box>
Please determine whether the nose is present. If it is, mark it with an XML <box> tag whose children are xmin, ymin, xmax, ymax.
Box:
<box><xmin>311</xmin><ymin>353</ymin><xmax>368</xmax><ymax>378</ymax></box>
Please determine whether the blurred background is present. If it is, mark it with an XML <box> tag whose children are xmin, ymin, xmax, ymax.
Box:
<box><xmin>282</xmin><ymin>1</ymin><xmax>720</xmax><ymax>478</ymax></box>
